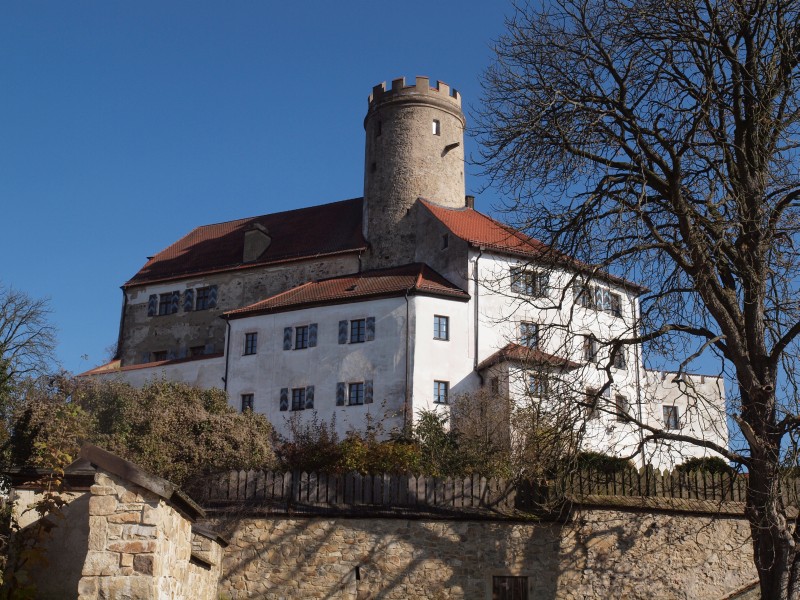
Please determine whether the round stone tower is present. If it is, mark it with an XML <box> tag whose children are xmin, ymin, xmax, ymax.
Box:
<box><xmin>362</xmin><ymin>76</ymin><xmax>466</xmax><ymax>268</ymax></box>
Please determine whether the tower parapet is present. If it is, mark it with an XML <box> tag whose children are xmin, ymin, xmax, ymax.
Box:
<box><xmin>363</xmin><ymin>76</ymin><xmax>466</xmax><ymax>269</ymax></box>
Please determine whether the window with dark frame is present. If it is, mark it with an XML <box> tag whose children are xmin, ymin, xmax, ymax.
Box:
<box><xmin>241</xmin><ymin>393</ymin><xmax>254</xmax><ymax>412</ymax></box>
<box><xmin>195</xmin><ymin>287</ymin><xmax>211</xmax><ymax>311</ymax></box>
<box><xmin>291</xmin><ymin>388</ymin><xmax>306</xmax><ymax>411</ymax></box>
<box><xmin>585</xmin><ymin>387</ymin><xmax>610</xmax><ymax>419</ymax></box>
<box><xmin>348</xmin><ymin>382</ymin><xmax>365</xmax><ymax>406</ymax></box>
<box><xmin>189</xmin><ymin>346</ymin><xmax>205</xmax><ymax>357</ymax></box>
<box><xmin>492</xmin><ymin>575</ymin><xmax>528</xmax><ymax>600</ymax></box>
<box><xmin>520</xmin><ymin>322</ymin><xmax>539</xmax><ymax>348</ymax></box>
<box><xmin>158</xmin><ymin>293</ymin><xmax>173</xmax><ymax>316</ymax></box>
<box><xmin>434</xmin><ymin>380</ymin><xmax>449</xmax><ymax>404</ymax></box>
<box><xmin>528</xmin><ymin>372</ymin><xmax>549</xmax><ymax>398</ymax></box>
<box><xmin>434</xmin><ymin>315</ymin><xmax>449</xmax><ymax>340</ymax></box>
<box><xmin>152</xmin><ymin>350</ymin><xmax>168</xmax><ymax>362</ymax></box>
<box><xmin>663</xmin><ymin>405</ymin><xmax>680</xmax><ymax>429</ymax></box>
<box><xmin>583</xmin><ymin>335</ymin><xmax>598</xmax><ymax>362</ymax></box>
<box><xmin>573</xmin><ymin>283</ymin><xmax>622</xmax><ymax>317</ymax></box>
<box><xmin>244</xmin><ymin>332</ymin><xmax>258</xmax><ymax>356</ymax></box>
<box><xmin>511</xmin><ymin>267</ymin><xmax>547</xmax><ymax>297</ymax></box>
<box><xmin>612</xmin><ymin>347</ymin><xmax>626</xmax><ymax>369</ymax></box>
<box><xmin>350</xmin><ymin>319</ymin><xmax>366</xmax><ymax>343</ymax></box>
<box><xmin>615</xmin><ymin>394</ymin><xmax>630</xmax><ymax>421</ymax></box>
<box><xmin>295</xmin><ymin>326</ymin><xmax>309</xmax><ymax>350</ymax></box>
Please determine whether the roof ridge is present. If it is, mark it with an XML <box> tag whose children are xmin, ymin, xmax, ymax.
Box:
<box><xmin>192</xmin><ymin>197</ymin><xmax>364</xmax><ymax>230</ymax></box>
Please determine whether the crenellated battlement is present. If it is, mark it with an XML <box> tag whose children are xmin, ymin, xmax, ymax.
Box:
<box><xmin>368</xmin><ymin>76</ymin><xmax>461</xmax><ymax>109</ymax></box>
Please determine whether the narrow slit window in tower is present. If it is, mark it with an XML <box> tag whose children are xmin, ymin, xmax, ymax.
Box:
<box><xmin>432</xmin><ymin>119</ymin><xmax>441</xmax><ymax>135</ymax></box>
<box><xmin>375</xmin><ymin>121</ymin><xmax>381</xmax><ymax>137</ymax></box>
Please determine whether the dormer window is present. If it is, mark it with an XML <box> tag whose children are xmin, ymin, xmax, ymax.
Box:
<box><xmin>432</xmin><ymin>119</ymin><xmax>441</xmax><ymax>135</ymax></box>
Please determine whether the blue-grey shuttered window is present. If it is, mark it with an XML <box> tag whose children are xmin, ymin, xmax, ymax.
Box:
<box><xmin>283</xmin><ymin>327</ymin><xmax>293</xmax><ymax>351</ymax></box>
<box><xmin>366</xmin><ymin>317</ymin><xmax>375</xmax><ymax>341</ymax></box>
<box><xmin>207</xmin><ymin>285</ymin><xmax>218</xmax><ymax>309</ymax></box>
<box><xmin>364</xmin><ymin>379</ymin><xmax>374</xmax><ymax>404</ymax></box>
<box><xmin>169</xmin><ymin>291</ymin><xmax>180</xmax><ymax>314</ymax></box>
<box><xmin>338</xmin><ymin>321</ymin><xmax>348</xmax><ymax>344</ymax></box>
<box><xmin>308</xmin><ymin>323</ymin><xmax>318</xmax><ymax>347</ymax></box>
<box><xmin>183</xmin><ymin>289</ymin><xmax>194</xmax><ymax>312</ymax></box>
<box><xmin>336</xmin><ymin>382</ymin><xmax>346</xmax><ymax>406</ymax></box>
<box><xmin>305</xmin><ymin>386</ymin><xmax>314</xmax><ymax>409</ymax></box>
<box><xmin>147</xmin><ymin>295</ymin><xmax>158</xmax><ymax>317</ymax></box>
<box><xmin>279</xmin><ymin>388</ymin><xmax>289</xmax><ymax>411</ymax></box>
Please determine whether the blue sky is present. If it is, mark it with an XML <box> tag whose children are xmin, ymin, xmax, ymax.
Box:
<box><xmin>0</xmin><ymin>2</ymin><xmax>510</xmax><ymax>373</ymax></box>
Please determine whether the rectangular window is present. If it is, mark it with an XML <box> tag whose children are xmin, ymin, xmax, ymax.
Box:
<box><xmin>574</xmin><ymin>282</ymin><xmax>622</xmax><ymax>317</ymax></box>
<box><xmin>663</xmin><ymin>405</ymin><xmax>679</xmax><ymax>429</ymax></box>
<box><xmin>244</xmin><ymin>332</ymin><xmax>258</xmax><ymax>355</ymax></box>
<box><xmin>434</xmin><ymin>315</ymin><xmax>449</xmax><ymax>340</ymax></box>
<box><xmin>195</xmin><ymin>287</ymin><xmax>211</xmax><ymax>311</ymax></box>
<box><xmin>189</xmin><ymin>345</ymin><xmax>205</xmax><ymax>357</ymax></box>
<box><xmin>152</xmin><ymin>350</ymin><xmax>168</xmax><ymax>362</ymax></box>
<box><xmin>520</xmin><ymin>322</ymin><xmax>539</xmax><ymax>348</ymax></box>
<box><xmin>583</xmin><ymin>336</ymin><xmax>598</xmax><ymax>362</ymax></box>
<box><xmin>241</xmin><ymin>393</ymin><xmax>254</xmax><ymax>412</ymax></box>
<box><xmin>492</xmin><ymin>575</ymin><xmax>528</xmax><ymax>600</ymax></box>
<box><xmin>348</xmin><ymin>382</ymin><xmax>365</xmax><ymax>406</ymax></box>
<box><xmin>350</xmin><ymin>319</ymin><xmax>366</xmax><ymax>343</ymax></box>
<box><xmin>511</xmin><ymin>267</ymin><xmax>547</xmax><ymax>297</ymax></box>
<box><xmin>432</xmin><ymin>119</ymin><xmax>441</xmax><ymax>135</ymax></box>
<box><xmin>158</xmin><ymin>293</ymin><xmax>173</xmax><ymax>316</ymax></box>
<box><xmin>585</xmin><ymin>387</ymin><xmax>610</xmax><ymax>419</ymax></box>
<box><xmin>615</xmin><ymin>395</ymin><xmax>630</xmax><ymax>421</ymax></box>
<box><xmin>612</xmin><ymin>348</ymin><xmax>626</xmax><ymax>369</ymax></box>
<box><xmin>295</xmin><ymin>326</ymin><xmax>309</xmax><ymax>350</ymax></box>
<box><xmin>490</xmin><ymin>377</ymin><xmax>500</xmax><ymax>395</ymax></box>
<box><xmin>291</xmin><ymin>388</ymin><xmax>306</xmax><ymax>411</ymax></box>
<box><xmin>434</xmin><ymin>380</ymin><xmax>449</xmax><ymax>404</ymax></box>
<box><xmin>528</xmin><ymin>373</ymin><xmax>548</xmax><ymax>398</ymax></box>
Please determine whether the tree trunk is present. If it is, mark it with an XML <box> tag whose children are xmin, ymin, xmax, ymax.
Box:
<box><xmin>747</xmin><ymin>456</ymin><xmax>800</xmax><ymax>599</ymax></box>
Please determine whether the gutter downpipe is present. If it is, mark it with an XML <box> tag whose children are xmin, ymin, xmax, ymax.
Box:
<box><xmin>404</xmin><ymin>289</ymin><xmax>412</xmax><ymax>433</ymax></box>
<box><xmin>222</xmin><ymin>317</ymin><xmax>232</xmax><ymax>392</ymax></box>
<box><xmin>473</xmin><ymin>247</ymin><xmax>484</xmax><ymax>385</ymax></box>
<box><xmin>632</xmin><ymin>296</ymin><xmax>645</xmax><ymax>461</ymax></box>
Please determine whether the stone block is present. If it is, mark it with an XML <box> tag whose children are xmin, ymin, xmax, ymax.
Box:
<box><xmin>97</xmin><ymin>576</ymin><xmax>153</xmax><ymax>599</ymax></box>
<box><xmin>133</xmin><ymin>553</ymin><xmax>155</xmax><ymax>575</ymax></box>
<box><xmin>90</xmin><ymin>484</ymin><xmax>118</xmax><ymax>496</ymax></box>
<box><xmin>88</xmin><ymin>516</ymin><xmax>109</xmax><ymax>551</ymax></box>
<box><xmin>142</xmin><ymin>504</ymin><xmax>162</xmax><ymax>526</ymax></box>
<box><xmin>77</xmin><ymin>576</ymin><xmax>97</xmax><ymax>596</ymax></box>
<box><xmin>108</xmin><ymin>540</ymin><xmax>157</xmax><ymax>554</ymax></box>
<box><xmin>121</xmin><ymin>553</ymin><xmax>133</xmax><ymax>567</ymax></box>
<box><xmin>122</xmin><ymin>524</ymin><xmax>157</xmax><ymax>539</ymax></box>
<box><xmin>107</xmin><ymin>511</ymin><xmax>142</xmax><ymax>524</ymax></box>
<box><xmin>82</xmin><ymin>551</ymin><xmax>119</xmax><ymax>576</ymax></box>
<box><xmin>89</xmin><ymin>495</ymin><xmax>118</xmax><ymax>516</ymax></box>
<box><xmin>95</xmin><ymin>472</ymin><xmax>114</xmax><ymax>487</ymax></box>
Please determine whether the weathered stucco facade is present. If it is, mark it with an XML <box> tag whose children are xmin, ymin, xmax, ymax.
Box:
<box><xmin>120</xmin><ymin>254</ymin><xmax>361</xmax><ymax>366</ymax></box>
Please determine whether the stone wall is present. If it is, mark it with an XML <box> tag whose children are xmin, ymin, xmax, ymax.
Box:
<box><xmin>78</xmin><ymin>468</ymin><xmax>222</xmax><ymax>600</ymax></box>
<box><xmin>210</xmin><ymin>507</ymin><xmax>756</xmax><ymax>600</ymax></box>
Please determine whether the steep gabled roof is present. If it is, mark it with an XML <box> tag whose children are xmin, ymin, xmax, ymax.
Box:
<box><xmin>420</xmin><ymin>200</ymin><xmax>647</xmax><ymax>294</ymax></box>
<box><xmin>125</xmin><ymin>198</ymin><xmax>367</xmax><ymax>287</ymax></box>
<box><xmin>477</xmin><ymin>342</ymin><xmax>580</xmax><ymax>371</ymax></box>
<box><xmin>225</xmin><ymin>263</ymin><xmax>469</xmax><ymax>318</ymax></box>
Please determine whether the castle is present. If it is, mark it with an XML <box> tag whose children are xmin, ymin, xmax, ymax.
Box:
<box><xmin>84</xmin><ymin>76</ymin><xmax>727</xmax><ymax>468</ymax></box>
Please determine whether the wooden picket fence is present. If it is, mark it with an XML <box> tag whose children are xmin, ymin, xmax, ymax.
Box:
<box><xmin>193</xmin><ymin>467</ymin><xmax>799</xmax><ymax>514</ymax></box>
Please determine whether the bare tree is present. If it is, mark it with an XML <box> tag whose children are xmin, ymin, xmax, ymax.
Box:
<box><xmin>475</xmin><ymin>0</ymin><xmax>800</xmax><ymax>597</ymax></box>
<box><xmin>0</xmin><ymin>284</ymin><xmax>57</xmax><ymax>403</ymax></box>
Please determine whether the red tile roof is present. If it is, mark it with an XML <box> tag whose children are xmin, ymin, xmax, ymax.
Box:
<box><xmin>476</xmin><ymin>343</ymin><xmax>580</xmax><ymax>371</ymax></box>
<box><xmin>125</xmin><ymin>198</ymin><xmax>367</xmax><ymax>287</ymax></box>
<box><xmin>225</xmin><ymin>263</ymin><xmax>469</xmax><ymax>318</ymax></box>
<box><xmin>421</xmin><ymin>200</ymin><xmax>551</xmax><ymax>257</ymax></box>
<box><xmin>421</xmin><ymin>200</ymin><xmax>647</xmax><ymax>293</ymax></box>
